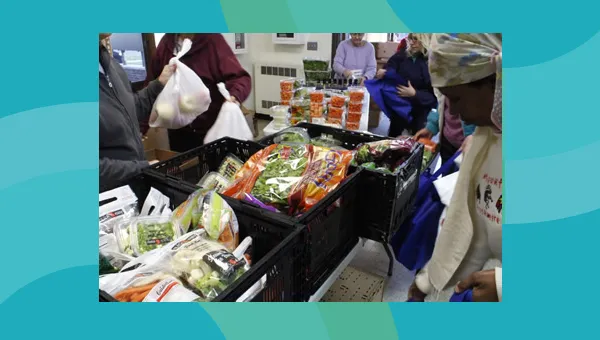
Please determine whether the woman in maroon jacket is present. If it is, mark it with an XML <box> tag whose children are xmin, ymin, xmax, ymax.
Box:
<box><xmin>145</xmin><ymin>33</ymin><xmax>251</xmax><ymax>152</ymax></box>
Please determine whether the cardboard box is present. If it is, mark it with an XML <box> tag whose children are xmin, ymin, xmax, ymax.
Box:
<box><xmin>144</xmin><ymin>149</ymin><xmax>178</xmax><ymax>162</ymax></box>
<box><xmin>376</xmin><ymin>42</ymin><xmax>399</xmax><ymax>60</ymax></box>
<box><xmin>321</xmin><ymin>266</ymin><xmax>385</xmax><ymax>302</ymax></box>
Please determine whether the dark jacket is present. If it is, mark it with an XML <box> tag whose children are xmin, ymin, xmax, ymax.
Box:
<box><xmin>99</xmin><ymin>46</ymin><xmax>163</xmax><ymax>190</ymax></box>
<box><xmin>143</xmin><ymin>34</ymin><xmax>251</xmax><ymax>135</ymax></box>
<box><xmin>386</xmin><ymin>48</ymin><xmax>437</xmax><ymax>122</ymax></box>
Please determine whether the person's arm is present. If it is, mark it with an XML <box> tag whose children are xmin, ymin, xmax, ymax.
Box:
<box><xmin>495</xmin><ymin>267</ymin><xmax>502</xmax><ymax>302</ymax></box>
<box><xmin>134</xmin><ymin>80</ymin><xmax>164</xmax><ymax>123</ymax></box>
<box><xmin>333</xmin><ymin>42</ymin><xmax>347</xmax><ymax>77</ymax></box>
<box><xmin>363</xmin><ymin>44</ymin><xmax>377</xmax><ymax>80</ymax></box>
<box><xmin>213</xmin><ymin>36</ymin><xmax>252</xmax><ymax>103</ymax></box>
<box><xmin>413</xmin><ymin>84</ymin><xmax>437</xmax><ymax>108</ymax></box>
<box><xmin>425</xmin><ymin>109</ymin><xmax>440</xmax><ymax>135</ymax></box>
<box><xmin>385</xmin><ymin>52</ymin><xmax>400</xmax><ymax>71</ymax></box>
<box><xmin>100</xmin><ymin>158</ymin><xmax>149</xmax><ymax>189</ymax></box>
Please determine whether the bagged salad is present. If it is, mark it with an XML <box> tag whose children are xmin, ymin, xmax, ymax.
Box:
<box><xmin>224</xmin><ymin>144</ymin><xmax>353</xmax><ymax>214</ymax></box>
<box><xmin>193</xmin><ymin>191</ymin><xmax>240</xmax><ymax>251</ymax></box>
<box><xmin>217</xmin><ymin>154</ymin><xmax>244</xmax><ymax>181</ymax></box>
<box><xmin>352</xmin><ymin>137</ymin><xmax>416</xmax><ymax>174</ymax></box>
<box><xmin>273</xmin><ymin>127</ymin><xmax>310</xmax><ymax>145</ymax></box>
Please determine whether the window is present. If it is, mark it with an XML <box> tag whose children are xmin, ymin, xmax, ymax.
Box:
<box><xmin>109</xmin><ymin>33</ymin><xmax>147</xmax><ymax>83</ymax></box>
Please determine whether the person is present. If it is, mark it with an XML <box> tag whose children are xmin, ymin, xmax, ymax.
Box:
<box><xmin>376</xmin><ymin>33</ymin><xmax>437</xmax><ymax>137</ymax></box>
<box><xmin>408</xmin><ymin>33</ymin><xmax>502</xmax><ymax>302</ymax></box>
<box><xmin>145</xmin><ymin>34</ymin><xmax>252</xmax><ymax>152</ymax></box>
<box><xmin>99</xmin><ymin>33</ymin><xmax>175</xmax><ymax>190</ymax></box>
<box><xmin>414</xmin><ymin>92</ymin><xmax>476</xmax><ymax>163</ymax></box>
<box><xmin>333</xmin><ymin>33</ymin><xmax>377</xmax><ymax>84</ymax></box>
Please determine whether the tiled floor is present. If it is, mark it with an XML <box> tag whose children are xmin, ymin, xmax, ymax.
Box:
<box><xmin>349</xmin><ymin>240</ymin><xmax>415</xmax><ymax>302</ymax></box>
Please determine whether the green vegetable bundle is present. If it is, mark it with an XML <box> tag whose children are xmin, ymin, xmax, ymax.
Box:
<box><xmin>250</xmin><ymin>144</ymin><xmax>309</xmax><ymax>206</ymax></box>
<box><xmin>303</xmin><ymin>58</ymin><xmax>329</xmax><ymax>71</ymax></box>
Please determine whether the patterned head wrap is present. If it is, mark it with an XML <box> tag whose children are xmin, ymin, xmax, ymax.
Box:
<box><xmin>429</xmin><ymin>34</ymin><xmax>502</xmax><ymax>130</ymax></box>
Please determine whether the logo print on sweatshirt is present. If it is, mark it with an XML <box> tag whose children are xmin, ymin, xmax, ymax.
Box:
<box><xmin>484</xmin><ymin>184</ymin><xmax>493</xmax><ymax>209</ymax></box>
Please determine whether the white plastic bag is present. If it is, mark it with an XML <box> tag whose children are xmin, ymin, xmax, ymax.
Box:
<box><xmin>204</xmin><ymin>83</ymin><xmax>253</xmax><ymax>143</ymax></box>
<box><xmin>99</xmin><ymin>185</ymin><xmax>138</xmax><ymax>235</ymax></box>
<box><xmin>149</xmin><ymin>39</ymin><xmax>211</xmax><ymax>129</ymax></box>
<box><xmin>140</xmin><ymin>187</ymin><xmax>170</xmax><ymax>217</ymax></box>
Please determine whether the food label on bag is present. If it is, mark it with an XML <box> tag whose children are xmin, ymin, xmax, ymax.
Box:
<box><xmin>142</xmin><ymin>278</ymin><xmax>200</xmax><ymax>302</ymax></box>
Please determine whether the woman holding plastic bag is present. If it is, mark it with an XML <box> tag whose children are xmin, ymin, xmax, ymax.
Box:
<box><xmin>145</xmin><ymin>34</ymin><xmax>252</xmax><ymax>152</ymax></box>
<box><xmin>408</xmin><ymin>33</ymin><xmax>503</xmax><ymax>302</ymax></box>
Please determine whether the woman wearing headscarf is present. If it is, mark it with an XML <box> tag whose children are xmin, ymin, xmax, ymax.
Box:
<box><xmin>145</xmin><ymin>34</ymin><xmax>251</xmax><ymax>152</ymax></box>
<box><xmin>408</xmin><ymin>33</ymin><xmax>503</xmax><ymax>302</ymax></box>
<box><xmin>376</xmin><ymin>33</ymin><xmax>437</xmax><ymax>137</ymax></box>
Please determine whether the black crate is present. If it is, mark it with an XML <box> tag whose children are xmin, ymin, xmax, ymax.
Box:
<box><xmin>260</xmin><ymin>123</ymin><xmax>424</xmax><ymax>244</ymax></box>
<box><xmin>144</xmin><ymin>137</ymin><xmax>361</xmax><ymax>300</ymax></box>
<box><xmin>148</xmin><ymin>137</ymin><xmax>264</xmax><ymax>185</ymax></box>
<box><xmin>99</xmin><ymin>173</ymin><xmax>303</xmax><ymax>302</ymax></box>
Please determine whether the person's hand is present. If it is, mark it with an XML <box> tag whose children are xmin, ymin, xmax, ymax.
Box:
<box><xmin>397</xmin><ymin>81</ymin><xmax>416</xmax><ymax>98</ymax></box>
<box><xmin>408</xmin><ymin>281</ymin><xmax>427</xmax><ymax>302</ymax></box>
<box><xmin>343</xmin><ymin>69</ymin><xmax>353</xmax><ymax>78</ymax></box>
<box><xmin>376</xmin><ymin>69</ymin><xmax>386</xmax><ymax>79</ymax></box>
<box><xmin>455</xmin><ymin>269</ymin><xmax>498</xmax><ymax>302</ymax></box>
<box><xmin>413</xmin><ymin>128</ymin><xmax>433</xmax><ymax>141</ymax></box>
<box><xmin>459</xmin><ymin>135</ymin><xmax>473</xmax><ymax>155</ymax></box>
<box><xmin>149</xmin><ymin>160</ymin><xmax>159</xmax><ymax>165</ymax></box>
<box><xmin>158</xmin><ymin>64</ymin><xmax>176</xmax><ymax>85</ymax></box>
<box><xmin>229</xmin><ymin>95</ymin><xmax>240</xmax><ymax>106</ymax></box>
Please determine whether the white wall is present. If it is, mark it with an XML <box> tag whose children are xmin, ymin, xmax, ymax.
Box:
<box><xmin>238</xmin><ymin>33</ymin><xmax>333</xmax><ymax>111</ymax></box>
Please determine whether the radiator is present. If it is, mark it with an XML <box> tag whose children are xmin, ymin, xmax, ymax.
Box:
<box><xmin>253</xmin><ymin>61</ymin><xmax>303</xmax><ymax>115</ymax></box>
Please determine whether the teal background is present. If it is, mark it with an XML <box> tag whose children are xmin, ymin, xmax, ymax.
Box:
<box><xmin>0</xmin><ymin>0</ymin><xmax>597</xmax><ymax>338</ymax></box>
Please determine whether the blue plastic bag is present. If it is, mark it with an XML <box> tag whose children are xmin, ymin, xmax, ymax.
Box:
<box><xmin>450</xmin><ymin>289</ymin><xmax>473</xmax><ymax>302</ymax></box>
<box><xmin>391</xmin><ymin>152</ymin><xmax>461</xmax><ymax>271</ymax></box>
<box><xmin>364</xmin><ymin>69</ymin><xmax>413</xmax><ymax>122</ymax></box>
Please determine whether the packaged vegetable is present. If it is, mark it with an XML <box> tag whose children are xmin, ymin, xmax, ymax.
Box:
<box><xmin>100</xmin><ymin>233</ymin><xmax>134</xmax><ymax>273</ymax></box>
<box><xmin>194</xmin><ymin>191</ymin><xmax>240</xmax><ymax>251</ymax></box>
<box><xmin>288</xmin><ymin>146</ymin><xmax>353</xmax><ymax>213</ymax></box>
<box><xmin>281</xmin><ymin>100</ymin><xmax>290</xmax><ymax>106</ymax></box>
<box><xmin>310</xmin><ymin>102</ymin><xmax>325</xmax><ymax>117</ymax></box>
<box><xmin>305</xmin><ymin>70</ymin><xmax>331</xmax><ymax>82</ymax></box>
<box><xmin>347</xmin><ymin>112</ymin><xmax>362</xmax><ymax>123</ymax></box>
<box><xmin>218</xmin><ymin>154</ymin><xmax>245</xmax><ymax>182</ymax></box>
<box><xmin>303</xmin><ymin>58</ymin><xmax>330</xmax><ymax>71</ymax></box>
<box><xmin>348</xmin><ymin>87</ymin><xmax>365</xmax><ymax>102</ymax></box>
<box><xmin>330</xmin><ymin>95</ymin><xmax>346</xmax><ymax>108</ymax></box>
<box><xmin>280</xmin><ymin>79</ymin><xmax>294</xmax><ymax>92</ymax></box>
<box><xmin>417</xmin><ymin>137</ymin><xmax>438</xmax><ymax>153</ymax></box>
<box><xmin>198</xmin><ymin>172</ymin><xmax>231</xmax><ymax>193</ymax></box>
<box><xmin>140</xmin><ymin>187</ymin><xmax>170</xmax><ymax>217</ymax></box>
<box><xmin>166</xmin><ymin>230</ymin><xmax>248</xmax><ymax>300</ymax></box>
<box><xmin>309</xmin><ymin>90</ymin><xmax>325</xmax><ymax>103</ymax></box>
<box><xmin>348</xmin><ymin>101</ymin><xmax>363</xmax><ymax>112</ymax></box>
<box><xmin>310</xmin><ymin>135</ymin><xmax>343</xmax><ymax>149</ymax></box>
<box><xmin>224</xmin><ymin>144</ymin><xmax>309</xmax><ymax>209</ymax></box>
<box><xmin>327</xmin><ymin>117</ymin><xmax>342</xmax><ymax>126</ymax></box>
<box><xmin>290</xmin><ymin>99</ymin><xmax>310</xmax><ymax>119</ymax></box>
<box><xmin>272</xmin><ymin>127</ymin><xmax>310</xmax><ymax>145</ymax></box>
<box><xmin>345</xmin><ymin>121</ymin><xmax>360</xmax><ymax>130</ymax></box>
<box><xmin>114</xmin><ymin>222</ymin><xmax>134</xmax><ymax>256</ymax></box>
<box><xmin>171</xmin><ymin>189</ymin><xmax>207</xmax><ymax>233</ymax></box>
<box><xmin>99</xmin><ymin>185</ymin><xmax>138</xmax><ymax>235</ymax></box>
<box><xmin>328</xmin><ymin>105</ymin><xmax>345</xmax><ymax>119</ymax></box>
<box><xmin>289</xmin><ymin>117</ymin><xmax>306</xmax><ymax>126</ymax></box>
<box><xmin>280</xmin><ymin>91</ymin><xmax>293</xmax><ymax>101</ymax></box>
<box><xmin>311</xmin><ymin>117</ymin><xmax>326</xmax><ymax>124</ymax></box>
<box><xmin>293</xmin><ymin>87</ymin><xmax>314</xmax><ymax>99</ymax></box>
<box><xmin>128</xmin><ymin>216</ymin><xmax>182</xmax><ymax>256</ymax></box>
<box><xmin>353</xmin><ymin>138</ymin><xmax>417</xmax><ymax>173</ymax></box>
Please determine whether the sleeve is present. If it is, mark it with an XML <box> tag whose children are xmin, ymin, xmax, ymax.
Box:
<box><xmin>134</xmin><ymin>80</ymin><xmax>164</xmax><ymax>123</ymax></box>
<box><xmin>363</xmin><ymin>44</ymin><xmax>377</xmax><ymax>80</ymax></box>
<box><xmin>333</xmin><ymin>42</ymin><xmax>347</xmax><ymax>76</ymax></box>
<box><xmin>413</xmin><ymin>85</ymin><xmax>437</xmax><ymax>108</ymax></box>
<box><xmin>462</xmin><ymin>122</ymin><xmax>476</xmax><ymax>137</ymax></box>
<box><xmin>385</xmin><ymin>53</ymin><xmax>400</xmax><ymax>72</ymax></box>
<box><xmin>425</xmin><ymin>109</ymin><xmax>440</xmax><ymax>135</ymax></box>
<box><xmin>495</xmin><ymin>267</ymin><xmax>502</xmax><ymax>302</ymax></box>
<box><xmin>213</xmin><ymin>36</ymin><xmax>252</xmax><ymax>103</ymax></box>
<box><xmin>100</xmin><ymin>158</ymin><xmax>148</xmax><ymax>189</ymax></box>
<box><xmin>415</xmin><ymin>264</ymin><xmax>435</xmax><ymax>295</ymax></box>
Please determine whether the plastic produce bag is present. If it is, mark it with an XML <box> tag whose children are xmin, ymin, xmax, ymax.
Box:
<box><xmin>100</xmin><ymin>266</ymin><xmax>202</xmax><ymax>302</ymax></box>
<box><xmin>194</xmin><ymin>191</ymin><xmax>240</xmax><ymax>251</ymax></box>
<box><xmin>99</xmin><ymin>233</ymin><xmax>134</xmax><ymax>274</ymax></box>
<box><xmin>204</xmin><ymin>83</ymin><xmax>253</xmax><ymax>144</ymax></box>
<box><xmin>352</xmin><ymin>138</ymin><xmax>416</xmax><ymax>174</ymax></box>
<box><xmin>273</xmin><ymin>127</ymin><xmax>310</xmax><ymax>145</ymax></box>
<box><xmin>149</xmin><ymin>38</ymin><xmax>211</xmax><ymax>129</ymax></box>
<box><xmin>140</xmin><ymin>187</ymin><xmax>170</xmax><ymax>217</ymax></box>
<box><xmin>115</xmin><ymin>216</ymin><xmax>182</xmax><ymax>257</ymax></box>
<box><xmin>171</xmin><ymin>189</ymin><xmax>209</xmax><ymax>233</ymax></box>
<box><xmin>99</xmin><ymin>185</ymin><xmax>138</xmax><ymax>235</ymax></box>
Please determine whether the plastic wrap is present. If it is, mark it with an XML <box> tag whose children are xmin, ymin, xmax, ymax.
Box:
<box><xmin>353</xmin><ymin>138</ymin><xmax>417</xmax><ymax>173</ymax></box>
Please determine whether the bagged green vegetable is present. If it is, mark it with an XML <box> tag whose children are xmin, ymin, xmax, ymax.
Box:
<box><xmin>217</xmin><ymin>154</ymin><xmax>244</xmax><ymax>182</ymax></box>
<box><xmin>193</xmin><ymin>191</ymin><xmax>240</xmax><ymax>251</ymax></box>
<box><xmin>353</xmin><ymin>138</ymin><xmax>417</xmax><ymax>173</ymax></box>
<box><xmin>197</xmin><ymin>172</ymin><xmax>231</xmax><ymax>193</ymax></box>
<box><xmin>171</xmin><ymin>189</ymin><xmax>207</xmax><ymax>233</ymax></box>
<box><xmin>126</xmin><ymin>216</ymin><xmax>182</xmax><ymax>256</ymax></box>
<box><xmin>272</xmin><ymin>127</ymin><xmax>310</xmax><ymax>145</ymax></box>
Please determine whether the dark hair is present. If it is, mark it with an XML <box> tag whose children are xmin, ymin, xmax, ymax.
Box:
<box><xmin>467</xmin><ymin>74</ymin><xmax>496</xmax><ymax>88</ymax></box>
